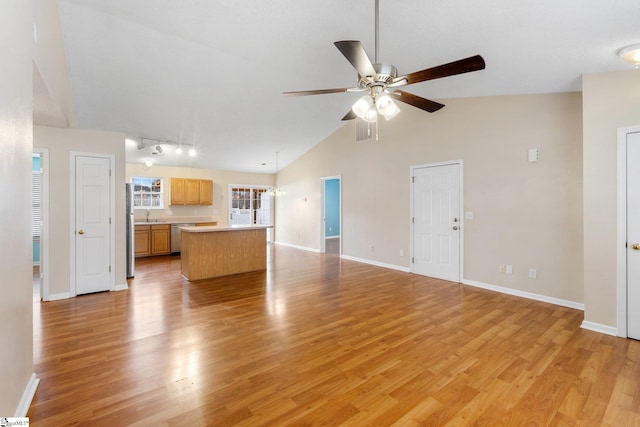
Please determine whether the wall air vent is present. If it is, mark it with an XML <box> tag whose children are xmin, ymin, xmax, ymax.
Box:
<box><xmin>355</xmin><ymin>117</ymin><xmax>378</xmax><ymax>143</ymax></box>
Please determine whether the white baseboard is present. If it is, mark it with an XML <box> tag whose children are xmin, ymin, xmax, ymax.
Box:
<box><xmin>48</xmin><ymin>292</ymin><xmax>70</xmax><ymax>301</ymax></box>
<box><xmin>15</xmin><ymin>373</ymin><xmax>39</xmax><ymax>417</ymax></box>
<box><xmin>340</xmin><ymin>254</ymin><xmax>411</xmax><ymax>273</ymax></box>
<box><xmin>114</xmin><ymin>283</ymin><xmax>128</xmax><ymax>291</ymax></box>
<box><xmin>274</xmin><ymin>241</ymin><xmax>321</xmax><ymax>253</ymax></box>
<box><xmin>580</xmin><ymin>321</ymin><xmax>618</xmax><ymax>336</ymax></box>
<box><xmin>462</xmin><ymin>279</ymin><xmax>585</xmax><ymax>311</ymax></box>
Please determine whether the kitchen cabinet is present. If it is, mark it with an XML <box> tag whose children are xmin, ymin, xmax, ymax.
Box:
<box><xmin>135</xmin><ymin>224</ymin><xmax>171</xmax><ymax>257</ymax></box>
<box><xmin>170</xmin><ymin>178</ymin><xmax>186</xmax><ymax>205</ymax></box>
<box><xmin>199</xmin><ymin>180</ymin><xmax>213</xmax><ymax>205</ymax></box>
<box><xmin>170</xmin><ymin>178</ymin><xmax>213</xmax><ymax>205</ymax></box>
<box><xmin>134</xmin><ymin>225</ymin><xmax>151</xmax><ymax>257</ymax></box>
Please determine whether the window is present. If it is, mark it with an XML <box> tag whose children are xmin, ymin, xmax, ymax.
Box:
<box><xmin>131</xmin><ymin>177</ymin><xmax>164</xmax><ymax>209</ymax></box>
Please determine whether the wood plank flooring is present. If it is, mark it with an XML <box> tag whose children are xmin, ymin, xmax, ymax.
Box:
<box><xmin>29</xmin><ymin>245</ymin><xmax>640</xmax><ymax>426</ymax></box>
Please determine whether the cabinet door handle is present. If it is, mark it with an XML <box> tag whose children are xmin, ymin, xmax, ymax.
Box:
<box><xmin>632</xmin><ymin>243</ymin><xmax>640</xmax><ymax>250</ymax></box>
<box><xmin>78</xmin><ymin>229</ymin><xmax>85</xmax><ymax>235</ymax></box>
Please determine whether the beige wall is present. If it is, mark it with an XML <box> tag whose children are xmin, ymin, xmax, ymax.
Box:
<box><xmin>583</xmin><ymin>70</ymin><xmax>640</xmax><ymax>328</ymax></box>
<box><xmin>126</xmin><ymin>163</ymin><xmax>274</xmax><ymax>226</ymax></box>
<box><xmin>33</xmin><ymin>0</ymin><xmax>76</xmax><ymax>127</ymax></box>
<box><xmin>0</xmin><ymin>0</ymin><xmax>34</xmax><ymax>416</ymax></box>
<box><xmin>34</xmin><ymin>126</ymin><xmax>127</xmax><ymax>297</ymax></box>
<box><xmin>277</xmin><ymin>92</ymin><xmax>584</xmax><ymax>304</ymax></box>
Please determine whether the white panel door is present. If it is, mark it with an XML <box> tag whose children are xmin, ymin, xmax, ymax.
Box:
<box><xmin>412</xmin><ymin>163</ymin><xmax>461</xmax><ymax>282</ymax></box>
<box><xmin>75</xmin><ymin>155</ymin><xmax>111</xmax><ymax>295</ymax></box>
<box><xmin>627</xmin><ymin>132</ymin><xmax>640</xmax><ymax>339</ymax></box>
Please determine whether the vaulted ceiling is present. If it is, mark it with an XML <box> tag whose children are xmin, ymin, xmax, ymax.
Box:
<box><xmin>55</xmin><ymin>0</ymin><xmax>639</xmax><ymax>172</ymax></box>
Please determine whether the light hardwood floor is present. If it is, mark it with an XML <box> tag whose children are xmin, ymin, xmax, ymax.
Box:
<box><xmin>29</xmin><ymin>245</ymin><xmax>640</xmax><ymax>426</ymax></box>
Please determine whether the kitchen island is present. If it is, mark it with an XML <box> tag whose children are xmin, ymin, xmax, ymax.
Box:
<box><xmin>179</xmin><ymin>225</ymin><xmax>269</xmax><ymax>281</ymax></box>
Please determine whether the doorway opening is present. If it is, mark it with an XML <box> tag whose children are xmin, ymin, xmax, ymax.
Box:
<box><xmin>321</xmin><ymin>176</ymin><xmax>341</xmax><ymax>255</ymax></box>
<box><xmin>32</xmin><ymin>149</ymin><xmax>49</xmax><ymax>301</ymax></box>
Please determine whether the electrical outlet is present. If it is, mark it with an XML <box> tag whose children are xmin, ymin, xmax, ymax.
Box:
<box><xmin>399</xmin><ymin>249</ymin><xmax>404</xmax><ymax>257</ymax></box>
<box><xmin>529</xmin><ymin>268</ymin><xmax>537</xmax><ymax>279</ymax></box>
<box><xmin>499</xmin><ymin>264</ymin><xmax>506</xmax><ymax>273</ymax></box>
<box><xmin>506</xmin><ymin>265</ymin><xmax>513</xmax><ymax>275</ymax></box>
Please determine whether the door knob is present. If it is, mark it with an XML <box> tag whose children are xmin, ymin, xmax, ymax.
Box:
<box><xmin>452</xmin><ymin>226</ymin><xmax>459</xmax><ymax>231</ymax></box>
<box><xmin>78</xmin><ymin>229</ymin><xmax>85</xmax><ymax>235</ymax></box>
<box><xmin>632</xmin><ymin>243</ymin><xmax>640</xmax><ymax>250</ymax></box>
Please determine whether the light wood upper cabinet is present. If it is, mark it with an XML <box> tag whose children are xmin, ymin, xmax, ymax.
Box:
<box><xmin>170</xmin><ymin>178</ymin><xmax>186</xmax><ymax>205</ymax></box>
<box><xmin>185</xmin><ymin>179</ymin><xmax>200</xmax><ymax>205</ymax></box>
<box><xmin>199</xmin><ymin>180</ymin><xmax>213</xmax><ymax>205</ymax></box>
<box><xmin>170</xmin><ymin>178</ymin><xmax>213</xmax><ymax>206</ymax></box>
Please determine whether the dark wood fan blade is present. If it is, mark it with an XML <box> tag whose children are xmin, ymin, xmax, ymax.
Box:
<box><xmin>389</xmin><ymin>90</ymin><xmax>445</xmax><ymax>113</ymax></box>
<box><xmin>283</xmin><ymin>87</ymin><xmax>352</xmax><ymax>96</ymax></box>
<box><xmin>402</xmin><ymin>55</ymin><xmax>485</xmax><ymax>85</ymax></box>
<box><xmin>342</xmin><ymin>110</ymin><xmax>357</xmax><ymax>121</ymax></box>
<box><xmin>334</xmin><ymin>41</ymin><xmax>377</xmax><ymax>78</ymax></box>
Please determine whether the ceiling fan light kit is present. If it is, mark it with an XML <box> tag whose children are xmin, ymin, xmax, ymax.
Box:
<box><xmin>283</xmin><ymin>0</ymin><xmax>486</xmax><ymax>130</ymax></box>
<box><xmin>618</xmin><ymin>43</ymin><xmax>640</xmax><ymax>67</ymax></box>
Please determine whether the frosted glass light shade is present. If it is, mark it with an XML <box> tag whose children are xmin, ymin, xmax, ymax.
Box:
<box><xmin>352</xmin><ymin>95</ymin><xmax>375</xmax><ymax>119</ymax></box>
<box><xmin>376</xmin><ymin>94</ymin><xmax>400</xmax><ymax>120</ymax></box>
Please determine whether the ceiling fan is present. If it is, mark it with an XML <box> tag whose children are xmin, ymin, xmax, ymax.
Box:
<box><xmin>283</xmin><ymin>0</ymin><xmax>486</xmax><ymax>123</ymax></box>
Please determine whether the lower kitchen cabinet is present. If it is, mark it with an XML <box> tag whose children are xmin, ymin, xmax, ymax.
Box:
<box><xmin>135</xmin><ymin>224</ymin><xmax>171</xmax><ymax>257</ymax></box>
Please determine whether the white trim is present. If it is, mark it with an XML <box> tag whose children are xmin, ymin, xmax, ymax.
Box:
<box><xmin>49</xmin><ymin>292</ymin><xmax>71</xmax><ymax>301</ymax></box>
<box><xmin>581</xmin><ymin>321</ymin><xmax>618</xmax><ymax>337</ymax></box>
<box><xmin>33</xmin><ymin>148</ymin><xmax>50</xmax><ymax>301</ymax></box>
<box><xmin>115</xmin><ymin>283</ymin><xmax>129</xmax><ymax>291</ymax></box>
<box><xmin>616</xmin><ymin>125</ymin><xmax>640</xmax><ymax>337</ymax></box>
<box><xmin>410</xmin><ymin>159</ymin><xmax>464</xmax><ymax>282</ymax></box>
<box><xmin>320</xmin><ymin>175</ymin><xmax>342</xmax><ymax>255</ymax></box>
<box><xmin>462</xmin><ymin>279</ymin><xmax>585</xmax><ymax>310</ymax></box>
<box><xmin>15</xmin><ymin>373</ymin><xmax>39</xmax><ymax>417</ymax></box>
<box><xmin>274</xmin><ymin>241</ymin><xmax>321</xmax><ymax>253</ymax></box>
<box><xmin>69</xmin><ymin>152</ymin><xmax>116</xmax><ymax>296</ymax></box>
<box><xmin>340</xmin><ymin>254</ymin><xmax>411</xmax><ymax>273</ymax></box>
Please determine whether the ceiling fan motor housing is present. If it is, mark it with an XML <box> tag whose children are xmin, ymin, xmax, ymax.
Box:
<box><xmin>359</xmin><ymin>63</ymin><xmax>398</xmax><ymax>90</ymax></box>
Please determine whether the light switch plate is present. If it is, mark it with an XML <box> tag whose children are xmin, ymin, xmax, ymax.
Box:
<box><xmin>465</xmin><ymin>211</ymin><xmax>474</xmax><ymax>220</ymax></box>
<box><xmin>528</xmin><ymin>148</ymin><xmax>539</xmax><ymax>162</ymax></box>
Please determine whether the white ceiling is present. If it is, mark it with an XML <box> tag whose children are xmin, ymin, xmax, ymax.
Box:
<box><xmin>55</xmin><ymin>0</ymin><xmax>640</xmax><ymax>172</ymax></box>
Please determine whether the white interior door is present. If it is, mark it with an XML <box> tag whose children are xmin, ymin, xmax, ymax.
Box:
<box><xmin>75</xmin><ymin>155</ymin><xmax>111</xmax><ymax>295</ymax></box>
<box><xmin>627</xmin><ymin>132</ymin><xmax>640</xmax><ymax>339</ymax></box>
<box><xmin>412</xmin><ymin>163</ymin><xmax>461</xmax><ymax>282</ymax></box>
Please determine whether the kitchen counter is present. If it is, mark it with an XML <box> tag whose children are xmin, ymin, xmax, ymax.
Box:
<box><xmin>178</xmin><ymin>225</ymin><xmax>270</xmax><ymax>233</ymax></box>
<box><xmin>180</xmin><ymin>225</ymin><xmax>268</xmax><ymax>281</ymax></box>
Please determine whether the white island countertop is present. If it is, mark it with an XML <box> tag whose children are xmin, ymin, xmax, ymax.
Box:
<box><xmin>179</xmin><ymin>225</ymin><xmax>272</xmax><ymax>233</ymax></box>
